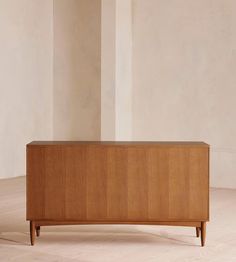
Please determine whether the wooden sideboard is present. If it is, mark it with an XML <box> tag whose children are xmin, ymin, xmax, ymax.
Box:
<box><xmin>26</xmin><ymin>141</ymin><xmax>209</xmax><ymax>246</ymax></box>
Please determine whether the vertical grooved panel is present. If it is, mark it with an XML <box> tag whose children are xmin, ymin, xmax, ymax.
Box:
<box><xmin>65</xmin><ymin>147</ymin><xmax>87</xmax><ymax>220</ymax></box>
<box><xmin>148</xmin><ymin>148</ymin><xmax>169</xmax><ymax>220</ymax></box>
<box><xmin>168</xmin><ymin>148</ymin><xmax>189</xmax><ymax>220</ymax></box>
<box><xmin>27</xmin><ymin>142</ymin><xmax>209</xmax><ymax>223</ymax></box>
<box><xmin>107</xmin><ymin>147</ymin><xmax>128</xmax><ymax>220</ymax></box>
<box><xmin>44</xmin><ymin>146</ymin><xmax>65</xmax><ymax>220</ymax></box>
<box><xmin>127</xmin><ymin>147</ymin><xmax>148</xmax><ymax>220</ymax></box>
<box><xmin>86</xmin><ymin>146</ymin><xmax>107</xmax><ymax>220</ymax></box>
<box><xmin>27</xmin><ymin>147</ymin><xmax>45</xmax><ymax>220</ymax></box>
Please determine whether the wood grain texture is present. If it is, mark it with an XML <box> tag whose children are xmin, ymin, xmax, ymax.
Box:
<box><xmin>64</xmin><ymin>147</ymin><xmax>87</xmax><ymax>220</ymax></box>
<box><xmin>30</xmin><ymin>221</ymin><xmax>35</xmax><ymax>246</ymax></box>
<box><xmin>27</xmin><ymin>147</ymin><xmax>45</xmax><ymax>220</ymax></box>
<box><xmin>86</xmin><ymin>146</ymin><xmax>108</xmax><ymax>220</ymax></box>
<box><xmin>28</xmin><ymin>141</ymin><xmax>209</xmax><ymax>146</ymax></box>
<box><xmin>169</xmin><ymin>147</ymin><xmax>190</xmax><ymax>220</ymax></box>
<box><xmin>27</xmin><ymin>142</ymin><xmax>209</xmax><ymax>223</ymax></box>
<box><xmin>107</xmin><ymin>147</ymin><xmax>128</xmax><ymax>220</ymax></box>
<box><xmin>201</xmin><ymin>221</ymin><xmax>206</xmax><ymax>246</ymax></box>
<box><xmin>147</xmin><ymin>148</ymin><xmax>169</xmax><ymax>220</ymax></box>
<box><xmin>34</xmin><ymin>220</ymin><xmax>201</xmax><ymax>227</ymax></box>
<box><xmin>127</xmin><ymin>147</ymin><xmax>148</xmax><ymax>220</ymax></box>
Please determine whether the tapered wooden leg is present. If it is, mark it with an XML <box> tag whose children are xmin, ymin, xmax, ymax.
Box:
<box><xmin>30</xmin><ymin>221</ymin><xmax>35</xmax><ymax>246</ymax></box>
<box><xmin>200</xmin><ymin>222</ymin><xmax>206</xmax><ymax>247</ymax></box>
<box><xmin>36</xmin><ymin>226</ymin><xmax>40</xmax><ymax>237</ymax></box>
<box><xmin>196</xmin><ymin>227</ymin><xmax>200</xmax><ymax>238</ymax></box>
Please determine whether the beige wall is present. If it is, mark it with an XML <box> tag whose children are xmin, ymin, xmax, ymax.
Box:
<box><xmin>101</xmin><ymin>0</ymin><xmax>116</xmax><ymax>140</ymax></box>
<box><xmin>0</xmin><ymin>0</ymin><xmax>102</xmax><ymax>179</ymax></box>
<box><xmin>115</xmin><ymin>0</ymin><xmax>133</xmax><ymax>140</ymax></box>
<box><xmin>0</xmin><ymin>0</ymin><xmax>53</xmax><ymax>179</ymax></box>
<box><xmin>53</xmin><ymin>0</ymin><xmax>101</xmax><ymax>140</ymax></box>
<box><xmin>101</xmin><ymin>0</ymin><xmax>132</xmax><ymax>141</ymax></box>
<box><xmin>132</xmin><ymin>0</ymin><xmax>236</xmax><ymax>188</ymax></box>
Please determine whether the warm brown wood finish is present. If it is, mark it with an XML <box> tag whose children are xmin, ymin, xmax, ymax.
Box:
<box><xmin>33</xmin><ymin>221</ymin><xmax>201</xmax><ymax>227</ymax></box>
<box><xmin>26</xmin><ymin>141</ymin><xmax>209</xmax><ymax>246</ymax></box>
<box><xmin>36</xmin><ymin>226</ymin><xmax>40</xmax><ymax>237</ymax></box>
<box><xmin>196</xmin><ymin>227</ymin><xmax>200</xmax><ymax>238</ymax></box>
<box><xmin>30</xmin><ymin>221</ymin><xmax>35</xmax><ymax>246</ymax></box>
<box><xmin>201</xmin><ymin>221</ymin><xmax>206</xmax><ymax>246</ymax></box>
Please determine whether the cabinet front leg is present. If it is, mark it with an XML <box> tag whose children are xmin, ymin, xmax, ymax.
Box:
<box><xmin>200</xmin><ymin>222</ymin><xmax>206</xmax><ymax>247</ymax></box>
<box><xmin>30</xmin><ymin>221</ymin><xmax>36</xmax><ymax>246</ymax></box>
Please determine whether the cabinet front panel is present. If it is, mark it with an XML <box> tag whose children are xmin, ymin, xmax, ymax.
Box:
<box><xmin>27</xmin><ymin>145</ymin><xmax>209</xmax><ymax>222</ymax></box>
<box><xmin>147</xmin><ymin>147</ymin><xmax>209</xmax><ymax>221</ymax></box>
<box><xmin>64</xmin><ymin>147</ymin><xmax>87</xmax><ymax>220</ymax></box>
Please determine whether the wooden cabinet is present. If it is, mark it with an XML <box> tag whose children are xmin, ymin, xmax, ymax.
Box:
<box><xmin>26</xmin><ymin>141</ymin><xmax>209</xmax><ymax>246</ymax></box>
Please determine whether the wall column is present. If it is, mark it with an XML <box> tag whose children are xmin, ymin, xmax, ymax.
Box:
<box><xmin>101</xmin><ymin>0</ymin><xmax>133</xmax><ymax>141</ymax></box>
<box><xmin>101</xmin><ymin>0</ymin><xmax>116</xmax><ymax>140</ymax></box>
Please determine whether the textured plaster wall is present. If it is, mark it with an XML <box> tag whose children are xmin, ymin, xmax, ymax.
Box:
<box><xmin>101</xmin><ymin>0</ymin><xmax>132</xmax><ymax>141</ymax></box>
<box><xmin>132</xmin><ymin>0</ymin><xmax>236</xmax><ymax>188</ymax></box>
<box><xmin>0</xmin><ymin>0</ymin><xmax>101</xmax><ymax>179</ymax></box>
<box><xmin>101</xmin><ymin>0</ymin><xmax>116</xmax><ymax>140</ymax></box>
<box><xmin>53</xmin><ymin>0</ymin><xmax>101</xmax><ymax>140</ymax></box>
<box><xmin>115</xmin><ymin>0</ymin><xmax>132</xmax><ymax>140</ymax></box>
<box><xmin>0</xmin><ymin>0</ymin><xmax>53</xmax><ymax>179</ymax></box>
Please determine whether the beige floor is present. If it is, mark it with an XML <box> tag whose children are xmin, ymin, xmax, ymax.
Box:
<box><xmin>0</xmin><ymin>177</ymin><xmax>236</xmax><ymax>262</ymax></box>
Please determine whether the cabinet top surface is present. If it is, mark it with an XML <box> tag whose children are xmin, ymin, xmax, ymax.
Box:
<box><xmin>27</xmin><ymin>141</ymin><xmax>209</xmax><ymax>147</ymax></box>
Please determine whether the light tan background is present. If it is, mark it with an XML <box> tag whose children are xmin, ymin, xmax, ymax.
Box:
<box><xmin>53</xmin><ymin>0</ymin><xmax>101</xmax><ymax>140</ymax></box>
<box><xmin>0</xmin><ymin>0</ymin><xmax>235</xmax><ymax>189</ymax></box>
<box><xmin>132</xmin><ymin>0</ymin><xmax>236</xmax><ymax>188</ymax></box>
<box><xmin>0</xmin><ymin>0</ymin><xmax>53</xmax><ymax>179</ymax></box>
<box><xmin>0</xmin><ymin>0</ymin><xmax>101</xmax><ymax>179</ymax></box>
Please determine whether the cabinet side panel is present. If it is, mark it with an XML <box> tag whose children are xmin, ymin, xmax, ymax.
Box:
<box><xmin>27</xmin><ymin>147</ymin><xmax>45</xmax><ymax>220</ymax></box>
<box><xmin>188</xmin><ymin>147</ymin><xmax>209</xmax><ymax>220</ymax></box>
